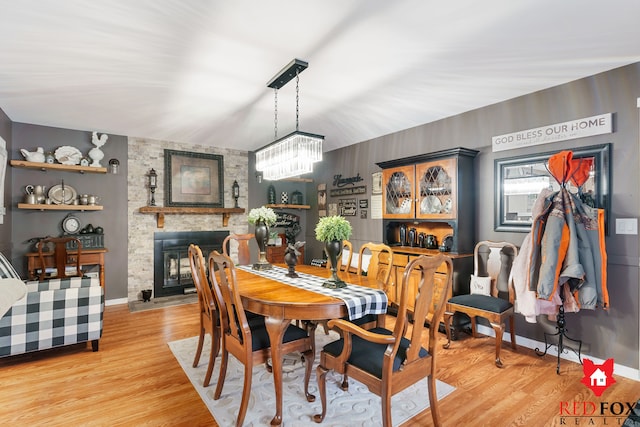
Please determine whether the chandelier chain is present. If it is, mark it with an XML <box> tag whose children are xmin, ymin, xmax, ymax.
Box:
<box><xmin>295</xmin><ymin>70</ymin><xmax>300</xmax><ymax>131</ymax></box>
<box><xmin>273</xmin><ymin>88</ymin><xmax>278</xmax><ymax>140</ymax></box>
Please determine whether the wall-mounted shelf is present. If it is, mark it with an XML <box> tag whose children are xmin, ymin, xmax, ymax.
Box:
<box><xmin>278</xmin><ymin>177</ymin><xmax>313</xmax><ymax>183</ymax></box>
<box><xmin>265</xmin><ymin>204</ymin><xmax>310</xmax><ymax>210</ymax></box>
<box><xmin>138</xmin><ymin>206</ymin><xmax>245</xmax><ymax>228</ymax></box>
<box><xmin>11</xmin><ymin>160</ymin><xmax>108</xmax><ymax>174</ymax></box>
<box><xmin>18</xmin><ymin>203</ymin><xmax>103</xmax><ymax>211</ymax></box>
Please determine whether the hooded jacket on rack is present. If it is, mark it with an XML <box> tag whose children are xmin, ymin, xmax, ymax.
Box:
<box><xmin>527</xmin><ymin>150</ymin><xmax>608</xmax><ymax>310</ymax></box>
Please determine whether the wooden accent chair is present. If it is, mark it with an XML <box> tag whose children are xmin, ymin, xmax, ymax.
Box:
<box><xmin>443</xmin><ymin>241</ymin><xmax>519</xmax><ymax>368</ymax></box>
<box><xmin>187</xmin><ymin>244</ymin><xmax>220</xmax><ymax>387</ymax></box>
<box><xmin>207</xmin><ymin>251</ymin><xmax>315</xmax><ymax>427</ymax></box>
<box><xmin>222</xmin><ymin>233</ymin><xmax>255</xmax><ymax>265</ymax></box>
<box><xmin>325</xmin><ymin>240</ymin><xmax>353</xmax><ymax>273</ymax></box>
<box><xmin>352</xmin><ymin>242</ymin><xmax>394</xmax><ymax>329</ymax></box>
<box><xmin>314</xmin><ymin>254</ymin><xmax>453</xmax><ymax>427</ymax></box>
<box><xmin>36</xmin><ymin>236</ymin><xmax>83</xmax><ymax>281</ymax></box>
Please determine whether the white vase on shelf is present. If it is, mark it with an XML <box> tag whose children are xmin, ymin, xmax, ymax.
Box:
<box><xmin>88</xmin><ymin>147</ymin><xmax>104</xmax><ymax>167</ymax></box>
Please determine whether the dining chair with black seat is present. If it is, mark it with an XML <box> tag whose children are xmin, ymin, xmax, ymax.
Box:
<box><xmin>443</xmin><ymin>240</ymin><xmax>519</xmax><ymax>368</ymax></box>
<box><xmin>351</xmin><ymin>242</ymin><xmax>394</xmax><ymax>329</ymax></box>
<box><xmin>222</xmin><ymin>233</ymin><xmax>265</xmax><ymax>329</ymax></box>
<box><xmin>222</xmin><ymin>233</ymin><xmax>255</xmax><ymax>266</ymax></box>
<box><xmin>314</xmin><ymin>254</ymin><xmax>453</xmax><ymax>427</ymax></box>
<box><xmin>36</xmin><ymin>236</ymin><xmax>83</xmax><ymax>281</ymax></box>
<box><xmin>187</xmin><ymin>244</ymin><xmax>220</xmax><ymax>387</ymax></box>
<box><xmin>208</xmin><ymin>250</ymin><xmax>315</xmax><ymax>427</ymax></box>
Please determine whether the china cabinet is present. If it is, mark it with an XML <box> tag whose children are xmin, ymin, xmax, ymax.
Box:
<box><xmin>377</xmin><ymin>147</ymin><xmax>478</xmax><ymax>253</ymax></box>
<box><xmin>376</xmin><ymin>147</ymin><xmax>478</xmax><ymax>337</ymax></box>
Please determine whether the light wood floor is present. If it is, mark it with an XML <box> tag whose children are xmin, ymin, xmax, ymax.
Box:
<box><xmin>0</xmin><ymin>302</ymin><xmax>637</xmax><ymax>426</ymax></box>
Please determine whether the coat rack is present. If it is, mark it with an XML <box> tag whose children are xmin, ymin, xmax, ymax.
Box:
<box><xmin>534</xmin><ymin>290</ymin><xmax>583</xmax><ymax>374</ymax></box>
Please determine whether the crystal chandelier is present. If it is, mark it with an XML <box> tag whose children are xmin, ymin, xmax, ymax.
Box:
<box><xmin>255</xmin><ymin>59</ymin><xmax>323</xmax><ymax>181</ymax></box>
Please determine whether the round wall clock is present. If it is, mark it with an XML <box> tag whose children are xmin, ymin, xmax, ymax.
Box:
<box><xmin>62</xmin><ymin>214</ymin><xmax>81</xmax><ymax>234</ymax></box>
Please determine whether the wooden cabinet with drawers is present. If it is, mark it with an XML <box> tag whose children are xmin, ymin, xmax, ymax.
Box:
<box><xmin>376</xmin><ymin>147</ymin><xmax>479</xmax><ymax>337</ymax></box>
<box><xmin>266</xmin><ymin>245</ymin><xmax>305</xmax><ymax>265</ymax></box>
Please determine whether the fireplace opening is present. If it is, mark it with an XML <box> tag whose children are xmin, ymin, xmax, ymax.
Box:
<box><xmin>153</xmin><ymin>231</ymin><xmax>229</xmax><ymax>298</ymax></box>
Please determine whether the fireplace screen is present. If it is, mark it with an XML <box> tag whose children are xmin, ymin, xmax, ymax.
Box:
<box><xmin>154</xmin><ymin>231</ymin><xmax>229</xmax><ymax>297</ymax></box>
<box><xmin>164</xmin><ymin>249</ymin><xmax>193</xmax><ymax>288</ymax></box>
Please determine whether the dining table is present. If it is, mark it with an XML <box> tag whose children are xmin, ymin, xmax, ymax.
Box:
<box><xmin>234</xmin><ymin>263</ymin><xmax>388</xmax><ymax>427</ymax></box>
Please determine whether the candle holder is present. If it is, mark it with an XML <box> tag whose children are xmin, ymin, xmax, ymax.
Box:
<box><xmin>148</xmin><ymin>168</ymin><xmax>157</xmax><ymax>206</ymax></box>
<box><xmin>232</xmin><ymin>180</ymin><xmax>240</xmax><ymax>208</ymax></box>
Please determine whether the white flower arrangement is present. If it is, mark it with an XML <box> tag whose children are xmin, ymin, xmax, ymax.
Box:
<box><xmin>248</xmin><ymin>206</ymin><xmax>277</xmax><ymax>227</ymax></box>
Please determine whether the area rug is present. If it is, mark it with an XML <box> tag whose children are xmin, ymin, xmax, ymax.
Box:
<box><xmin>169</xmin><ymin>329</ymin><xmax>455</xmax><ymax>427</ymax></box>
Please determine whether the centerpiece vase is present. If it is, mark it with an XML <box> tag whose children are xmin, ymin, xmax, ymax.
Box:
<box><xmin>323</xmin><ymin>240</ymin><xmax>346</xmax><ymax>288</ymax></box>
<box><xmin>252</xmin><ymin>220</ymin><xmax>272</xmax><ymax>270</ymax></box>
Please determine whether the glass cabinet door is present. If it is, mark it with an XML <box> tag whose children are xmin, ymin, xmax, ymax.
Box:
<box><xmin>382</xmin><ymin>165</ymin><xmax>415</xmax><ymax>218</ymax></box>
<box><xmin>416</xmin><ymin>158</ymin><xmax>457</xmax><ymax>219</ymax></box>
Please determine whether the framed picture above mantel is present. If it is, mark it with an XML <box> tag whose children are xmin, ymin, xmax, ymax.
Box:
<box><xmin>164</xmin><ymin>149</ymin><xmax>224</xmax><ymax>207</ymax></box>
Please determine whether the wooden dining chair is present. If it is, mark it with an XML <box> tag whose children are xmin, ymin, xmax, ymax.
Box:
<box><xmin>36</xmin><ymin>236</ymin><xmax>83</xmax><ymax>281</ymax></box>
<box><xmin>352</xmin><ymin>242</ymin><xmax>394</xmax><ymax>329</ymax></box>
<box><xmin>314</xmin><ymin>254</ymin><xmax>453</xmax><ymax>427</ymax></box>
<box><xmin>325</xmin><ymin>239</ymin><xmax>353</xmax><ymax>273</ymax></box>
<box><xmin>187</xmin><ymin>244</ymin><xmax>220</xmax><ymax>387</ymax></box>
<box><xmin>443</xmin><ymin>241</ymin><xmax>519</xmax><ymax>367</ymax></box>
<box><xmin>222</xmin><ymin>233</ymin><xmax>255</xmax><ymax>265</ymax></box>
<box><xmin>207</xmin><ymin>251</ymin><xmax>315</xmax><ymax>427</ymax></box>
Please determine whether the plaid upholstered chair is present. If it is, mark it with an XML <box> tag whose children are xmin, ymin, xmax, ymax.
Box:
<box><xmin>0</xmin><ymin>251</ymin><xmax>104</xmax><ymax>357</ymax></box>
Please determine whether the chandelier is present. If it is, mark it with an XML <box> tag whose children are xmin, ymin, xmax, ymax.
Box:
<box><xmin>255</xmin><ymin>59</ymin><xmax>323</xmax><ymax>181</ymax></box>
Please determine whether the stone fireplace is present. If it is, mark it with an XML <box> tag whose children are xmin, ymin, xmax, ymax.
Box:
<box><xmin>153</xmin><ymin>230</ymin><xmax>229</xmax><ymax>298</ymax></box>
<box><xmin>127</xmin><ymin>136</ymin><xmax>249</xmax><ymax>303</ymax></box>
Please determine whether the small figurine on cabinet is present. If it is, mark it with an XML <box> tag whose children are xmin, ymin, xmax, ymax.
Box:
<box><xmin>284</xmin><ymin>241</ymin><xmax>305</xmax><ymax>278</ymax></box>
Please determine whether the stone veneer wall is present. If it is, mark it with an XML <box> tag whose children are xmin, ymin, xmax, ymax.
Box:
<box><xmin>127</xmin><ymin>137</ymin><xmax>249</xmax><ymax>301</ymax></box>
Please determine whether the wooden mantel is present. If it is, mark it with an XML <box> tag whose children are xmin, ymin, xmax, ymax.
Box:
<box><xmin>138</xmin><ymin>206</ymin><xmax>245</xmax><ymax>228</ymax></box>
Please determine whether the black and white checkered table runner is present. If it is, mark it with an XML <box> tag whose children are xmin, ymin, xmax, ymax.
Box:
<box><xmin>237</xmin><ymin>265</ymin><xmax>387</xmax><ymax>321</ymax></box>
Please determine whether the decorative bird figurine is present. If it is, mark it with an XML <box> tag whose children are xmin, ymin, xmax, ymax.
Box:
<box><xmin>284</xmin><ymin>241</ymin><xmax>306</xmax><ymax>278</ymax></box>
<box><xmin>91</xmin><ymin>132</ymin><xmax>108</xmax><ymax>148</ymax></box>
<box><xmin>89</xmin><ymin>132</ymin><xmax>109</xmax><ymax>166</ymax></box>
<box><xmin>20</xmin><ymin>147</ymin><xmax>45</xmax><ymax>163</ymax></box>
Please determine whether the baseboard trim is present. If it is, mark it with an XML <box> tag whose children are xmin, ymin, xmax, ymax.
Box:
<box><xmin>105</xmin><ymin>297</ymin><xmax>128</xmax><ymax>306</ymax></box>
<box><xmin>475</xmin><ymin>324</ymin><xmax>640</xmax><ymax>382</ymax></box>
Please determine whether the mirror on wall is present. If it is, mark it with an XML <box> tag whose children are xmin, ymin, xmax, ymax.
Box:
<box><xmin>494</xmin><ymin>143</ymin><xmax>610</xmax><ymax>233</ymax></box>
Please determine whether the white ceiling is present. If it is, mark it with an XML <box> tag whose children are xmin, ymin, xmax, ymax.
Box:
<box><xmin>1</xmin><ymin>0</ymin><xmax>639</xmax><ymax>153</ymax></box>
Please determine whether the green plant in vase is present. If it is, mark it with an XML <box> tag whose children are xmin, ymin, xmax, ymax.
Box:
<box><xmin>248</xmin><ymin>206</ymin><xmax>277</xmax><ymax>270</ymax></box>
<box><xmin>315</xmin><ymin>215</ymin><xmax>353</xmax><ymax>288</ymax></box>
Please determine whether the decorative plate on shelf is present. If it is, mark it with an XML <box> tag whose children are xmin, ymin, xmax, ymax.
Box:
<box><xmin>54</xmin><ymin>146</ymin><xmax>82</xmax><ymax>165</ymax></box>
<box><xmin>420</xmin><ymin>195</ymin><xmax>442</xmax><ymax>214</ymax></box>
<box><xmin>48</xmin><ymin>184</ymin><xmax>77</xmax><ymax>205</ymax></box>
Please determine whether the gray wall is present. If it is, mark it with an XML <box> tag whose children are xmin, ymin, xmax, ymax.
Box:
<box><xmin>0</xmin><ymin>107</ymin><xmax>12</xmax><ymax>256</ymax></box>
<box><xmin>9</xmin><ymin>124</ymin><xmax>129</xmax><ymax>301</ymax></box>
<box><xmin>293</xmin><ymin>62</ymin><xmax>640</xmax><ymax>370</ymax></box>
